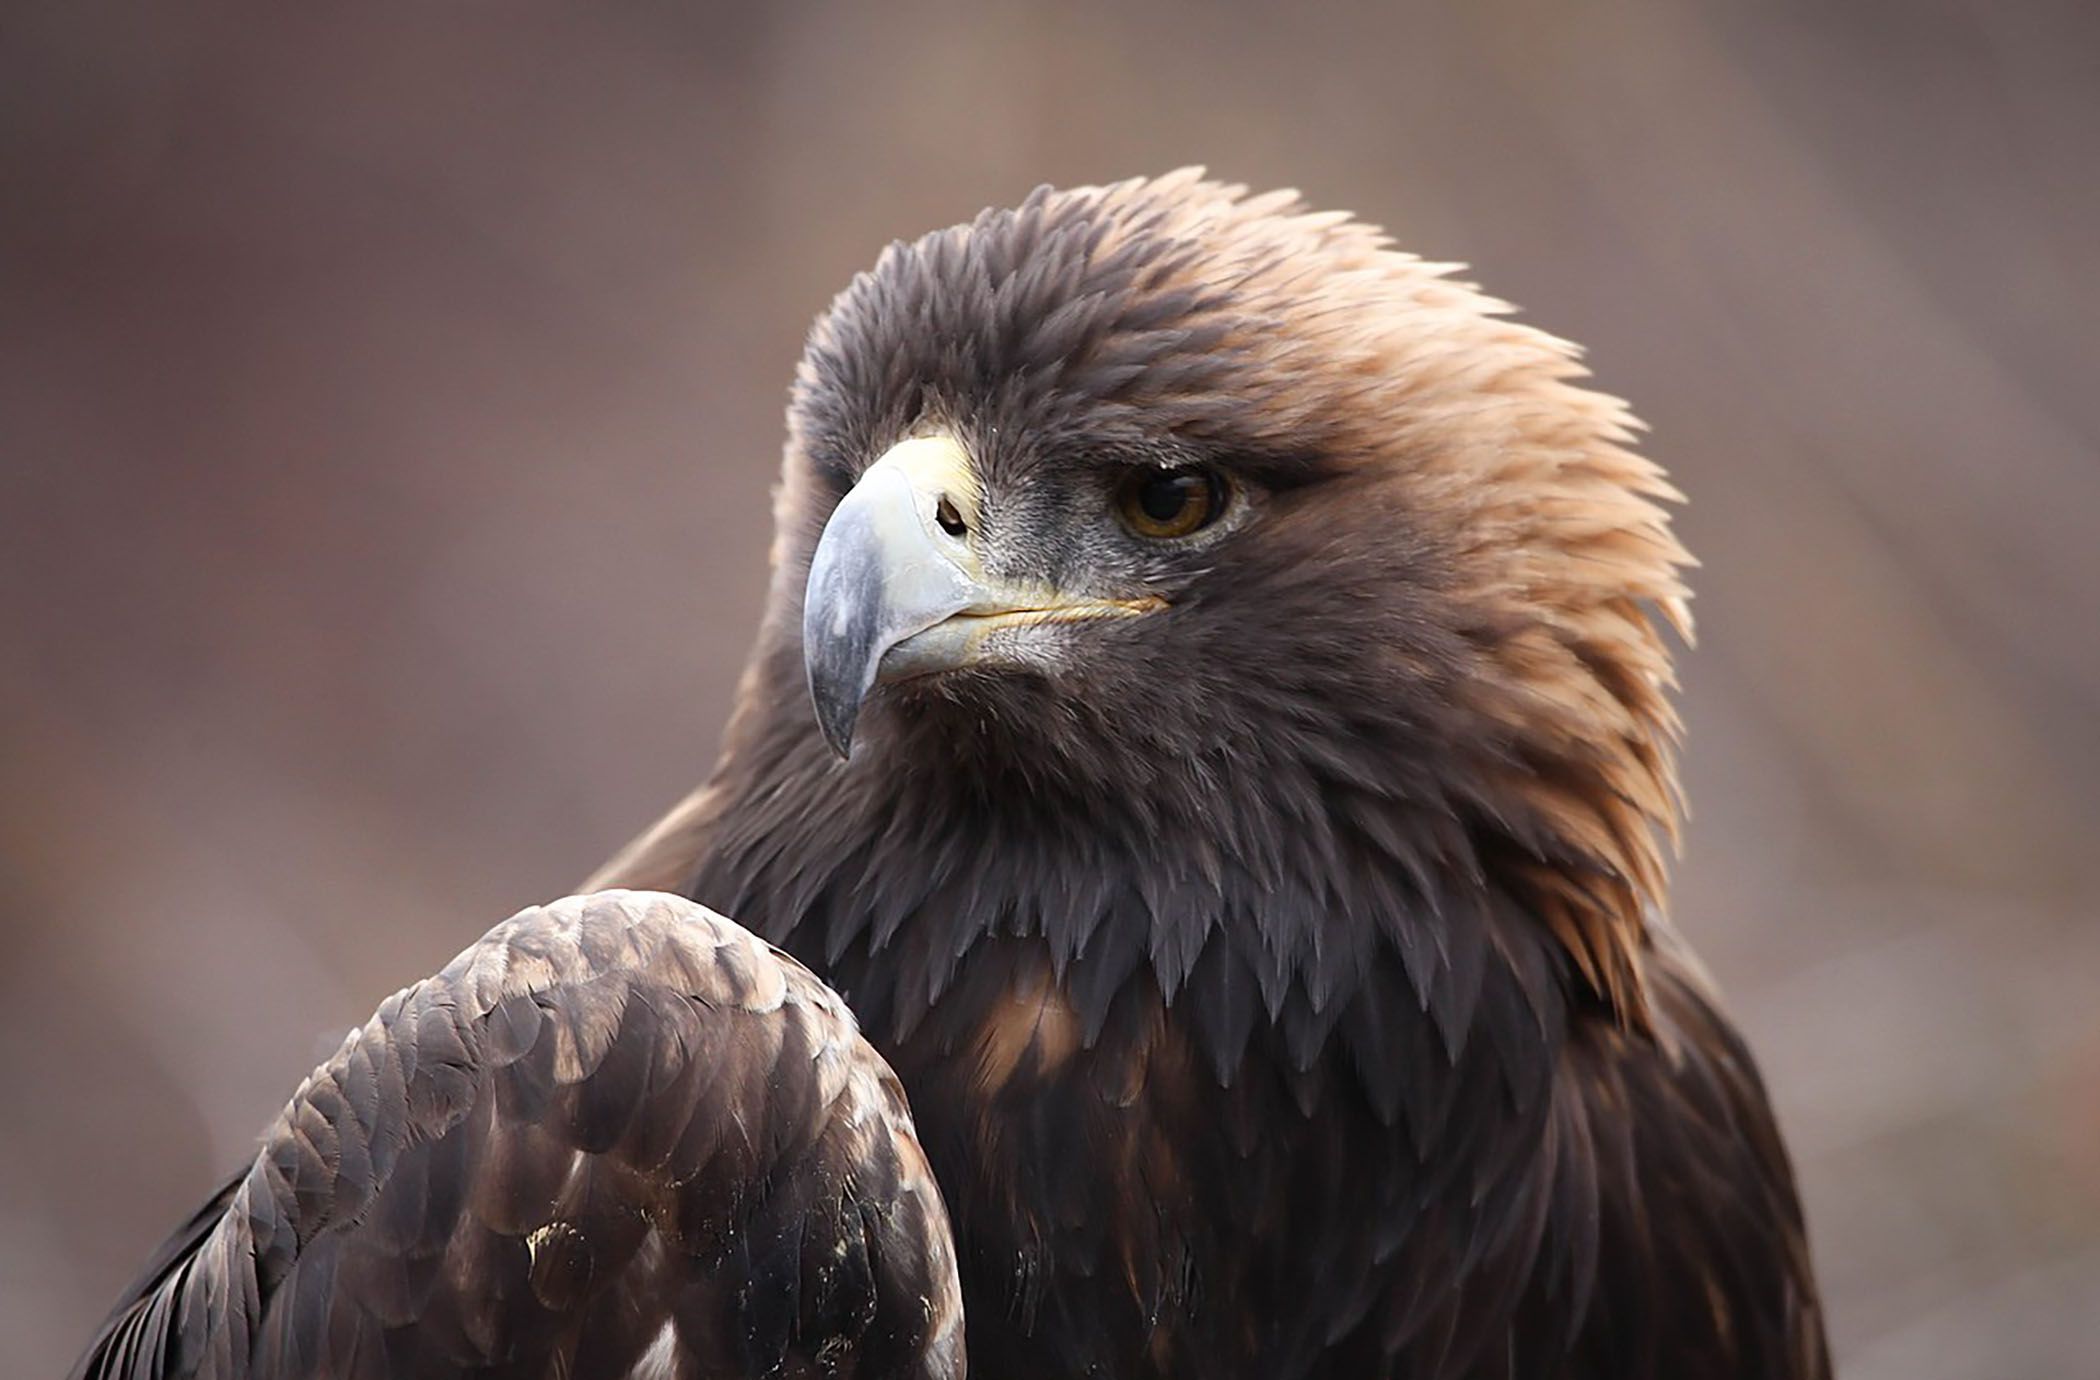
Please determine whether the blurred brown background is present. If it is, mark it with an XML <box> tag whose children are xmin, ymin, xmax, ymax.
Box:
<box><xmin>4</xmin><ymin>2</ymin><xmax>2096</xmax><ymax>1374</ymax></box>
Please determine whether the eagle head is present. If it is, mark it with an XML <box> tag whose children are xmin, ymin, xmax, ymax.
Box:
<box><xmin>763</xmin><ymin>170</ymin><xmax>1690</xmax><ymax>1016</ymax></box>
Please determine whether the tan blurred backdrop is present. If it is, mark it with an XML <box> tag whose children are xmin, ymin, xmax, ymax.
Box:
<box><xmin>4</xmin><ymin>2</ymin><xmax>2097</xmax><ymax>1375</ymax></box>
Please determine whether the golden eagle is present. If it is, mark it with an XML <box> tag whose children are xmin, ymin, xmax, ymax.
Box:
<box><xmin>76</xmin><ymin>172</ymin><xmax>1827</xmax><ymax>1379</ymax></box>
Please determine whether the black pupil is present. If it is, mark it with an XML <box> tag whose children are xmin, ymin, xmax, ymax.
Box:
<box><xmin>1140</xmin><ymin>473</ymin><xmax>1203</xmax><ymax>523</ymax></box>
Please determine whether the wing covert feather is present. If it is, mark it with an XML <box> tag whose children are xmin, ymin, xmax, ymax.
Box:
<box><xmin>71</xmin><ymin>889</ymin><xmax>963</xmax><ymax>1380</ymax></box>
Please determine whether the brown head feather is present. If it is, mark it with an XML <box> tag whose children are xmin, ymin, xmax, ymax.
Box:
<box><xmin>735</xmin><ymin>171</ymin><xmax>1692</xmax><ymax>1029</ymax></box>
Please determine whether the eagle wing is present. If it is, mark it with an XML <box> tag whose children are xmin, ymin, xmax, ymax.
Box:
<box><xmin>70</xmin><ymin>890</ymin><xmax>963</xmax><ymax>1380</ymax></box>
<box><xmin>1544</xmin><ymin>935</ymin><xmax>1830</xmax><ymax>1379</ymax></box>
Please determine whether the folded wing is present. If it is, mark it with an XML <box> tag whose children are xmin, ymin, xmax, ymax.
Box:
<box><xmin>72</xmin><ymin>890</ymin><xmax>964</xmax><ymax>1380</ymax></box>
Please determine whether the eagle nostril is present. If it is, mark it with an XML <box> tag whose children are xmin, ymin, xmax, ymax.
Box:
<box><xmin>934</xmin><ymin>496</ymin><xmax>967</xmax><ymax>538</ymax></box>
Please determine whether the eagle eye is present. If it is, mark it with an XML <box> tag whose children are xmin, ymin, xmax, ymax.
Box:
<box><xmin>1116</xmin><ymin>467</ymin><xmax>1228</xmax><ymax>540</ymax></box>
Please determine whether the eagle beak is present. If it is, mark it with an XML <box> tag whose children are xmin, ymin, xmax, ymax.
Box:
<box><xmin>802</xmin><ymin>435</ymin><xmax>998</xmax><ymax>758</ymax></box>
<box><xmin>802</xmin><ymin>433</ymin><xmax>1160</xmax><ymax>758</ymax></box>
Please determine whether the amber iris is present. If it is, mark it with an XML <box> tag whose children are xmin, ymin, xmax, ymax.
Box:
<box><xmin>1117</xmin><ymin>467</ymin><xmax>1227</xmax><ymax>539</ymax></box>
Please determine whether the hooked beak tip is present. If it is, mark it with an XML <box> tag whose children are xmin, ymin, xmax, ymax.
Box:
<box><xmin>816</xmin><ymin>712</ymin><xmax>856</xmax><ymax>761</ymax></box>
<box><xmin>804</xmin><ymin>653</ymin><xmax>867</xmax><ymax>760</ymax></box>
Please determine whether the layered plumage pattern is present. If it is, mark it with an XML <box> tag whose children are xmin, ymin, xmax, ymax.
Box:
<box><xmin>71</xmin><ymin>891</ymin><xmax>962</xmax><ymax>1380</ymax></box>
<box><xmin>594</xmin><ymin>172</ymin><xmax>1828</xmax><ymax>1377</ymax></box>
<box><xmin>81</xmin><ymin>171</ymin><xmax>1826</xmax><ymax>1380</ymax></box>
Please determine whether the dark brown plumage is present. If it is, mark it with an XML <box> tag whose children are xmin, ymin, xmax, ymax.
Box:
<box><xmin>595</xmin><ymin>171</ymin><xmax>1827</xmax><ymax>1377</ymax></box>
<box><xmin>80</xmin><ymin>170</ymin><xmax>1827</xmax><ymax>1380</ymax></box>
<box><xmin>71</xmin><ymin>892</ymin><xmax>963</xmax><ymax>1380</ymax></box>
